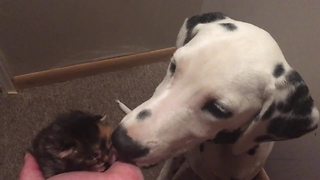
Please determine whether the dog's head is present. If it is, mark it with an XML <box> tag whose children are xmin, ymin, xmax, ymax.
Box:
<box><xmin>112</xmin><ymin>12</ymin><xmax>319</xmax><ymax>166</ymax></box>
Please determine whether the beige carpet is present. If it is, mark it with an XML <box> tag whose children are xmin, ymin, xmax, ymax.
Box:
<box><xmin>0</xmin><ymin>62</ymin><xmax>169</xmax><ymax>180</ymax></box>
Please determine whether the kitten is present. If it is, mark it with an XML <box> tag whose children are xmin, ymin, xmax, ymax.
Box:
<box><xmin>30</xmin><ymin>111</ymin><xmax>114</xmax><ymax>178</ymax></box>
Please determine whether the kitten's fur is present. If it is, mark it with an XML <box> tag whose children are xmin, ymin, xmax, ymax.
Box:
<box><xmin>31</xmin><ymin>111</ymin><xmax>113</xmax><ymax>178</ymax></box>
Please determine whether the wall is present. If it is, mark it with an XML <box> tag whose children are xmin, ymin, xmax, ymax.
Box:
<box><xmin>202</xmin><ymin>1</ymin><xmax>320</xmax><ymax>179</ymax></box>
<box><xmin>0</xmin><ymin>0</ymin><xmax>201</xmax><ymax>75</ymax></box>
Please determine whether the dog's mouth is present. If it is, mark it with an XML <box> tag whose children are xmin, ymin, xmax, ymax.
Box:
<box><xmin>109</xmin><ymin>146</ymin><xmax>159</xmax><ymax>168</ymax></box>
<box><xmin>141</xmin><ymin>163</ymin><xmax>159</xmax><ymax>169</ymax></box>
<box><xmin>109</xmin><ymin>137</ymin><xmax>195</xmax><ymax>168</ymax></box>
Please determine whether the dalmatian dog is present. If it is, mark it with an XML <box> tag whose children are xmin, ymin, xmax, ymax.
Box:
<box><xmin>112</xmin><ymin>12</ymin><xmax>319</xmax><ymax>180</ymax></box>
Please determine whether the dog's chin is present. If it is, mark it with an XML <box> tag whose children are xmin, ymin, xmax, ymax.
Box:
<box><xmin>140</xmin><ymin>162</ymin><xmax>160</xmax><ymax>169</ymax></box>
<box><xmin>135</xmin><ymin>147</ymin><xmax>189</xmax><ymax>168</ymax></box>
<box><xmin>132</xmin><ymin>154</ymin><xmax>168</xmax><ymax>168</ymax></box>
<box><xmin>133</xmin><ymin>161</ymin><xmax>160</xmax><ymax>169</ymax></box>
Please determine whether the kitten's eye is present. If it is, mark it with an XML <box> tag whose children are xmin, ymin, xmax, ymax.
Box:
<box><xmin>93</xmin><ymin>152</ymin><xmax>100</xmax><ymax>158</ymax></box>
<box><xmin>202</xmin><ymin>100</ymin><xmax>233</xmax><ymax>119</ymax></box>
<box><xmin>169</xmin><ymin>61</ymin><xmax>176</xmax><ymax>75</ymax></box>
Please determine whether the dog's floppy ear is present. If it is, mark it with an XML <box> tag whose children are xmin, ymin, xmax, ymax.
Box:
<box><xmin>176</xmin><ymin>12</ymin><xmax>226</xmax><ymax>48</ymax></box>
<box><xmin>233</xmin><ymin>70</ymin><xmax>319</xmax><ymax>155</ymax></box>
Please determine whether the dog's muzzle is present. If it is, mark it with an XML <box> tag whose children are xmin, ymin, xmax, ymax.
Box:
<box><xmin>111</xmin><ymin>125</ymin><xmax>150</xmax><ymax>163</ymax></box>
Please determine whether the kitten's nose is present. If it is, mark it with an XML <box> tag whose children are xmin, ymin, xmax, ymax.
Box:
<box><xmin>111</xmin><ymin>126</ymin><xmax>149</xmax><ymax>163</ymax></box>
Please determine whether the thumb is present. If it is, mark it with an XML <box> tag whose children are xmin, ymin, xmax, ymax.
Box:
<box><xmin>19</xmin><ymin>153</ymin><xmax>44</xmax><ymax>180</ymax></box>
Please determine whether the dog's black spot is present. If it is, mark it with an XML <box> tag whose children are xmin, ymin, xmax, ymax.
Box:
<box><xmin>255</xmin><ymin>134</ymin><xmax>274</xmax><ymax>142</ymax></box>
<box><xmin>220</xmin><ymin>23</ymin><xmax>237</xmax><ymax>31</ymax></box>
<box><xmin>267</xmin><ymin>116</ymin><xmax>315</xmax><ymax>139</ymax></box>
<box><xmin>202</xmin><ymin>100</ymin><xmax>233</xmax><ymax>119</ymax></box>
<box><xmin>277</xmin><ymin>84</ymin><xmax>309</xmax><ymax>112</ymax></box>
<box><xmin>288</xmin><ymin>84</ymin><xmax>313</xmax><ymax>115</ymax></box>
<box><xmin>273</xmin><ymin>64</ymin><xmax>285</xmax><ymax>78</ymax></box>
<box><xmin>211</xmin><ymin>128</ymin><xmax>242</xmax><ymax>144</ymax></box>
<box><xmin>137</xmin><ymin>109</ymin><xmax>151</xmax><ymax>121</ymax></box>
<box><xmin>247</xmin><ymin>145</ymin><xmax>259</xmax><ymax>156</ymax></box>
<box><xmin>286</xmin><ymin>70</ymin><xmax>304</xmax><ymax>85</ymax></box>
<box><xmin>277</xmin><ymin>84</ymin><xmax>313</xmax><ymax>116</ymax></box>
<box><xmin>169</xmin><ymin>61</ymin><xmax>176</xmax><ymax>75</ymax></box>
<box><xmin>184</xmin><ymin>12</ymin><xmax>225</xmax><ymax>44</ymax></box>
<box><xmin>292</xmin><ymin>96</ymin><xmax>314</xmax><ymax>115</ymax></box>
<box><xmin>276</xmin><ymin>102</ymin><xmax>286</xmax><ymax>112</ymax></box>
<box><xmin>255</xmin><ymin>118</ymin><xmax>317</xmax><ymax>142</ymax></box>
<box><xmin>290</xmin><ymin>84</ymin><xmax>309</xmax><ymax>101</ymax></box>
<box><xmin>112</xmin><ymin>126</ymin><xmax>149</xmax><ymax>162</ymax></box>
<box><xmin>261</xmin><ymin>103</ymin><xmax>276</xmax><ymax>120</ymax></box>
<box><xmin>199</xmin><ymin>143</ymin><xmax>205</xmax><ymax>152</ymax></box>
<box><xmin>186</xmin><ymin>12</ymin><xmax>226</xmax><ymax>30</ymax></box>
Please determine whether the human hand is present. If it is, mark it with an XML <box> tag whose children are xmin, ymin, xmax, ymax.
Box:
<box><xmin>19</xmin><ymin>153</ymin><xmax>144</xmax><ymax>180</ymax></box>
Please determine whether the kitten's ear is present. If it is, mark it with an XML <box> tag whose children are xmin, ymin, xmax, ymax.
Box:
<box><xmin>116</xmin><ymin>100</ymin><xmax>132</xmax><ymax>114</ymax></box>
<box><xmin>100</xmin><ymin>115</ymin><xmax>107</xmax><ymax>122</ymax></box>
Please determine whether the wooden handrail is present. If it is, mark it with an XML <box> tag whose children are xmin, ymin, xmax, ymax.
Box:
<box><xmin>13</xmin><ymin>47</ymin><xmax>176</xmax><ymax>89</ymax></box>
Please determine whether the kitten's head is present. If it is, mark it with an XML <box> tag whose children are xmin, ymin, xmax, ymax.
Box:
<box><xmin>32</xmin><ymin>111</ymin><xmax>114</xmax><ymax>177</ymax></box>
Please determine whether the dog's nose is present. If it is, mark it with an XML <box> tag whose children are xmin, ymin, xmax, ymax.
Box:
<box><xmin>111</xmin><ymin>125</ymin><xmax>149</xmax><ymax>162</ymax></box>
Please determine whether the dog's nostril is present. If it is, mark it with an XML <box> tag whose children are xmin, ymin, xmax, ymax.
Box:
<box><xmin>111</xmin><ymin>126</ymin><xmax>149</xmax><ymax>162</ymax></box>
<box><xmin>137</xmin><ymin>109</ymin><xmax>151</xmax><ymax>121</ymax></box>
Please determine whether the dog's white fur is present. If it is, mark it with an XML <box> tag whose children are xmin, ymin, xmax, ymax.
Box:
<box><xmin>117</xmin><ymin>13</ymin><xmax>319</xmax><ymax>180</ymax></box>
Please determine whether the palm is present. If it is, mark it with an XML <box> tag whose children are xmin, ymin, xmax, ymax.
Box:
<box><xmin>20</xmin><ymin>154</ymin><xmax>143</xmax><ymax>180</ymax></box>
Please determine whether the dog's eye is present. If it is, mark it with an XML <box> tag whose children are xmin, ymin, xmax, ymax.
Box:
<box><xmin>202</xmin><ymin>100</ymin><xmax>233</xmax><ymax>119</ymax></box>
<box><xmin>169</xmin><ymin>61</ymin><xmax>176</xmax><ymax>75</ymax></box>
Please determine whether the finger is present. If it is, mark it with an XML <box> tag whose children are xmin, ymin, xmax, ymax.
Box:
<box><xmin>48</xmin><ymin>162</ymin><xmax>143</xmax><ymax>180</ymax></box>
<box><xmin>19</xmin><ymin>153</ymin><xmax>44</xmax><ymax>180</ymax></box>
<box><xmin>104</xmin><ymin>162</ymin><xmax>144</xmax><ymax>180</ymax></box>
